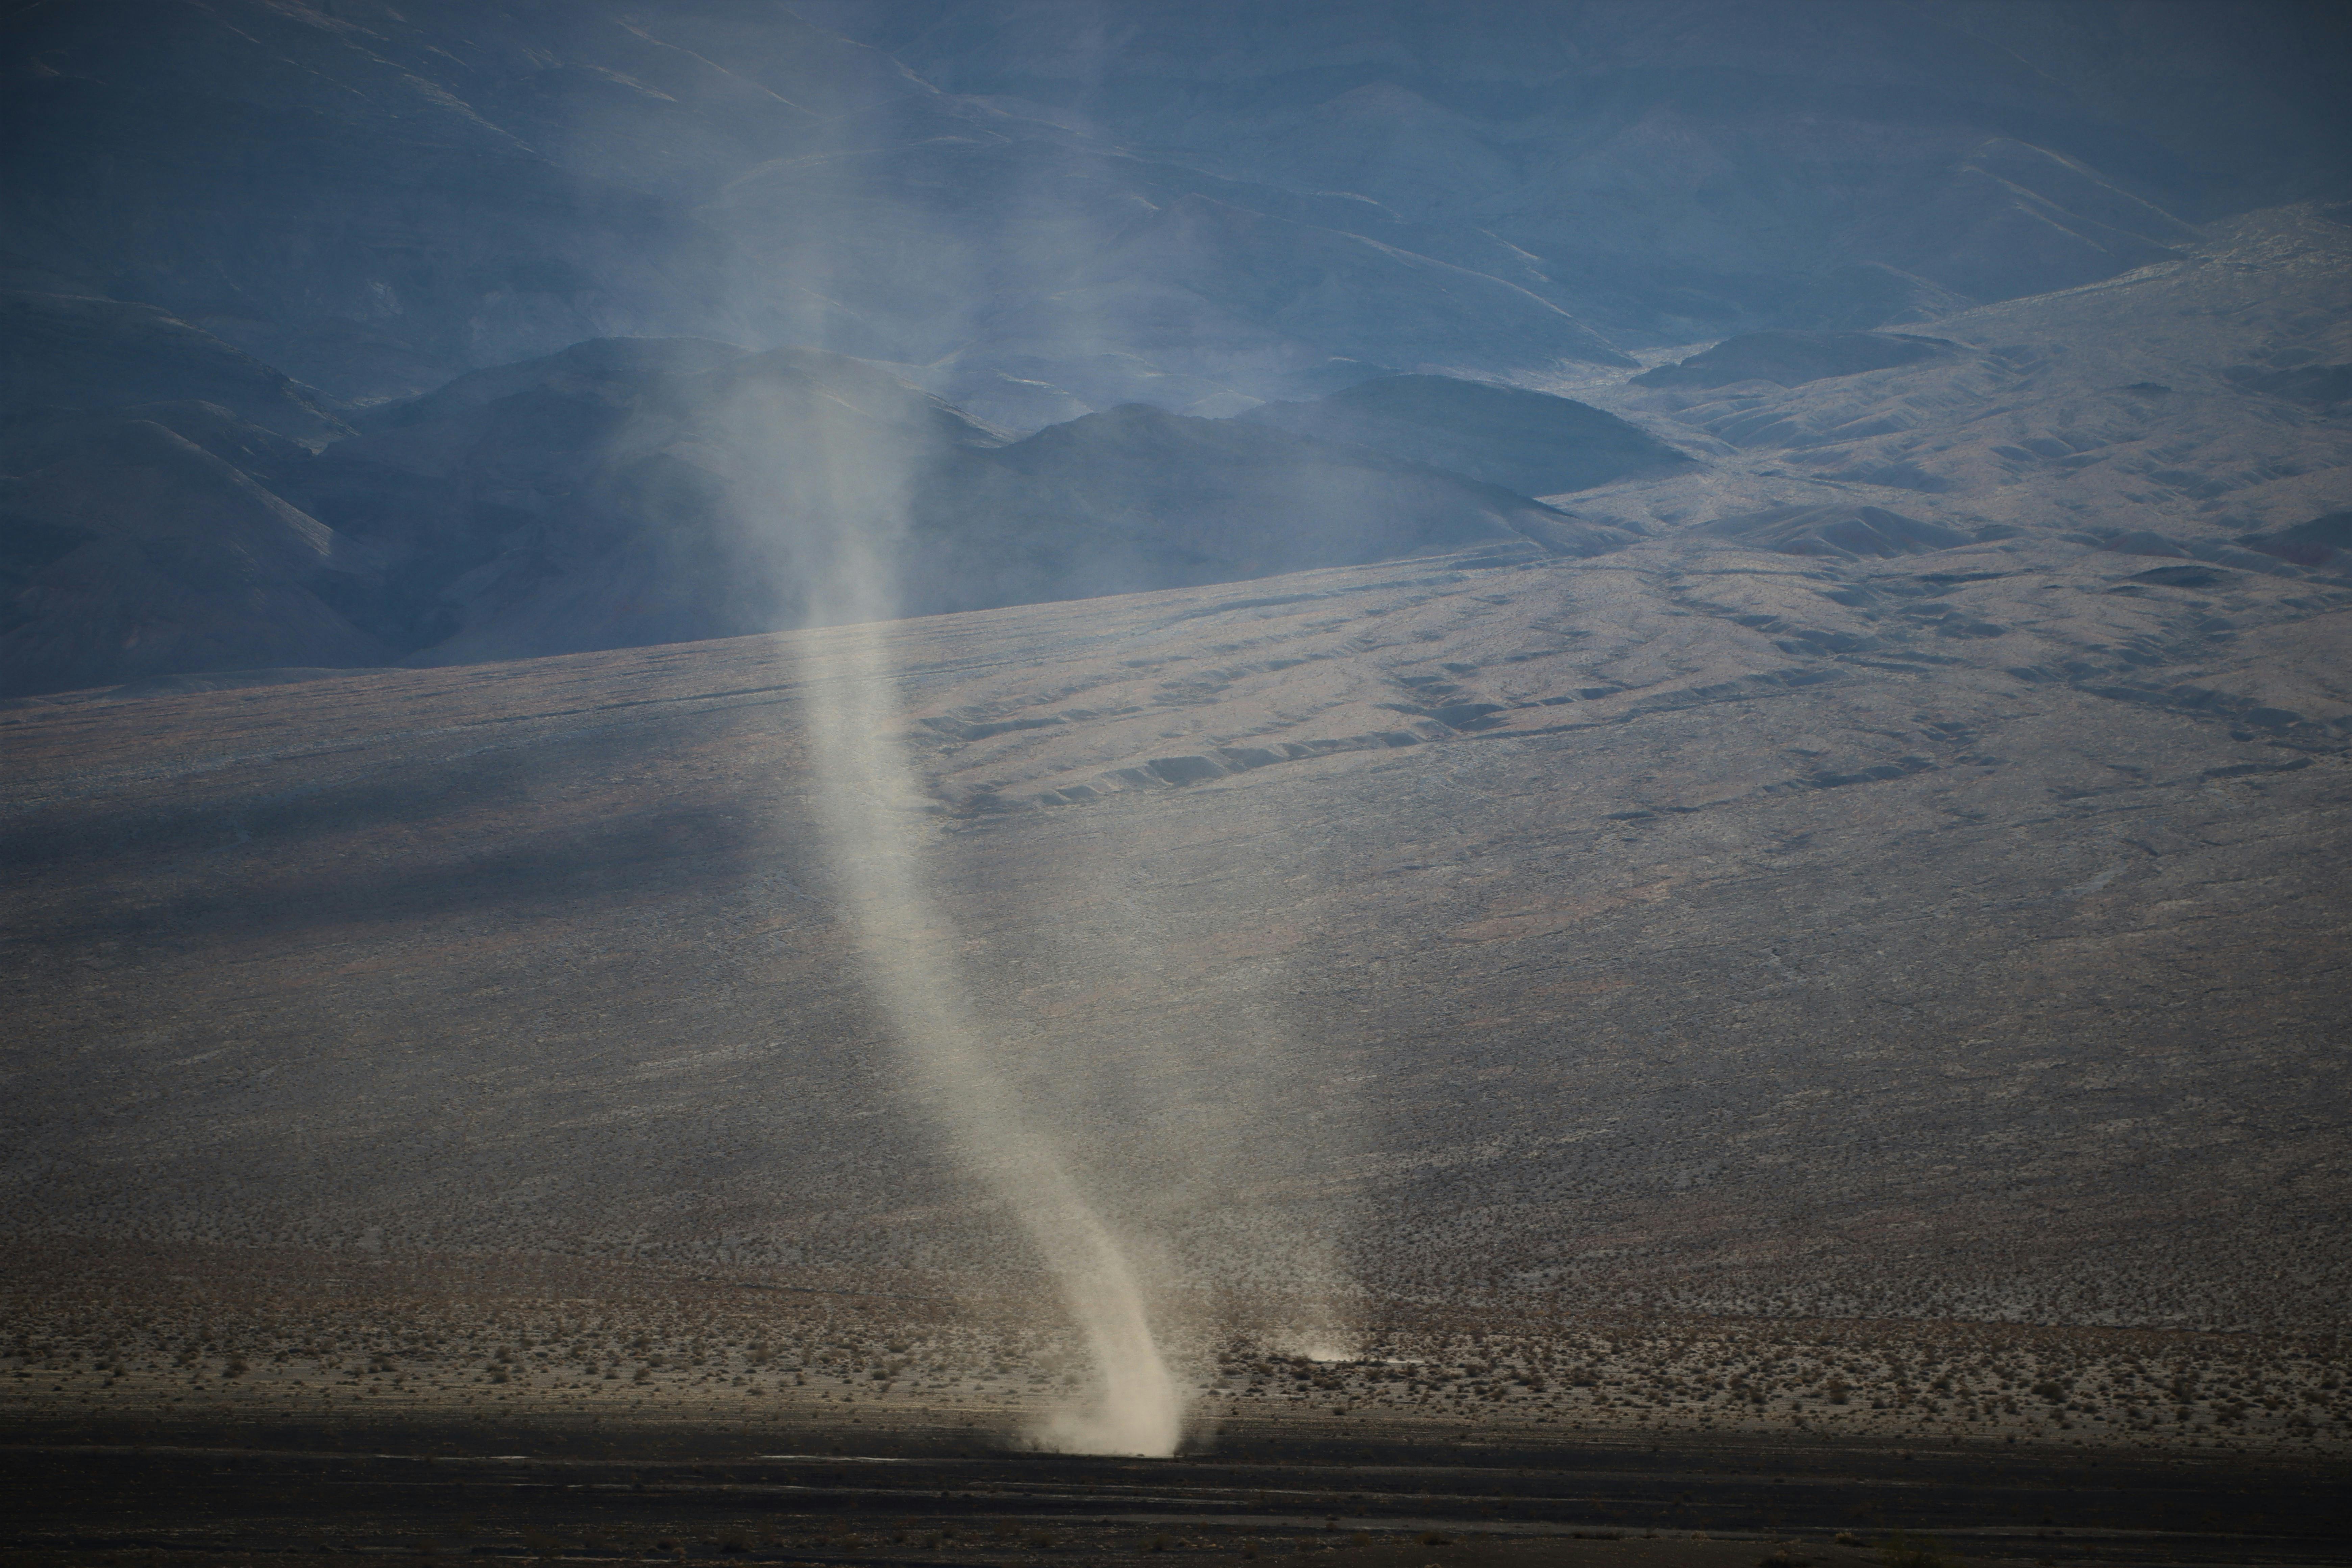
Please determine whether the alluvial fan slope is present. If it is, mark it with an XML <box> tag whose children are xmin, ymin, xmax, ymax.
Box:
<box><xmin>5</xmin><ymin>510</ymin><xmax>2347</xmax><ymax>1333</ymax></box>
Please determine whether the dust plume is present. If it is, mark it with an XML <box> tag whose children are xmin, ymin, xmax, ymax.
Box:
<box><xmin>756</xmin><ymin>393</ymin><xmax>1185</xmax><ymax>1456</ymax></box>
<box><xmin>680</xmin><ymin>18</ymin><xmax>1370</xmax><ymax>1449</ymax></box>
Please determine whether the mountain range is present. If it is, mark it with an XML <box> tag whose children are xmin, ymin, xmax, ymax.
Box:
<box><xmin>5</xmin><ymin>0</ymin><xmax>2350</xmax><ymax>700</ymax></box>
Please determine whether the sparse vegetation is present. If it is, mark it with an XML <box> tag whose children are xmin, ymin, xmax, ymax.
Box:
<box><xmin>3</xmin><ymin>1236</ymin><xmax>2343</xmax><ymax>1461</ymax></box>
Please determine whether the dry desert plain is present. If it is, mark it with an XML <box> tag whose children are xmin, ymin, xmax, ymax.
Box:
<box><xmin>9</xmin><ymin>208</ymin><xmax>2352</xmax><ymax>1568</ymax></box>
<box><xmin>6</xmin><ymin>518</ymin><xmax>2352</xmax><ymax>1565</ymax></box>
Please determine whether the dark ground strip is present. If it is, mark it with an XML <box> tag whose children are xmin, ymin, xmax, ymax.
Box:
<box><xmin>3</xmin><ymin>1416</ymin><xmax>2346</xmax><ymax>1568</ymax></box>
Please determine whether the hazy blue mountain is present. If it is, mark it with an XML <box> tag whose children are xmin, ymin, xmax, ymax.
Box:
<box><xmin>0</xmin><ymin>417</ymin><xmax>388</xmax><ymax>697</ymax></box>
<box><xmin>0</xmin><ymin>336</ymin><xmax>1611</xmax><ymax>691</ymax></box>
<box><xmin>823</xmin><ymin>0</ymin><xmax>2350</xmax><ymax>337</ymax></box>
<box><xmin>0</xmin><ymin>291</ymin><xmax>349</xmax><ymax>443</ymax></box>
<box><xmin>370</xmin><ymin>346</ymin><xmax>1615</xmax><ymax>665</ymax></box>
<box><xmin>9</xmin><ymin>0</ymin><xmax>2343</xmax><ymax>416</ymax></box>
<box><xmin>4</xmin><ymin>2</ymin><xmax>2347</xmax><ymax>694</ymax></box>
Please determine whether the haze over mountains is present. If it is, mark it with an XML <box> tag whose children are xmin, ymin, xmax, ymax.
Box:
<box><xmin>6</xmin><ymin>0</ymin><xmax>2352</xmax><ymax>700</ymax></box>
<box><xmin>4</xmin><ymin>0</ymin><xmax>2351</xmax><ymax>1423</ymax></box>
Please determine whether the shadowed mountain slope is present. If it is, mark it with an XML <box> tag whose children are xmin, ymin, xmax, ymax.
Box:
<box><xmin>0</xmin><ymin>292</ymin><xmax>349</xmax><ymax>443</ymax></box>
<box><xmin>2242</xmin><ymin>511</ymin><xmax>2352</xmax><ymax>571</ymax></box>
<box><xmin>0</xmin><ymin>420</ymin><xmax>388</xmax><ymax>696</ymax></box>
<box><xmin>1239</xmin><ymin>375</ymin><xmax>1693</xmax><ymax>498</ymax></box>
<box><xmin>895</xmin><ymin>402</ymin><xmax>1620</xmax><ymax>620</ymax></box>
<box><xmin>0</xmin><ymin>338</ymin><xmax>1597</xmax><ymax>686</ymax></box>
<box><xmin>352</xmin><ymin>344</ymin><xmax>1615</xmax><ymax>666</ymax></box>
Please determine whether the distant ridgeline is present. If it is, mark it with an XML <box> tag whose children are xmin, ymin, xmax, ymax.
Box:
<box><xmin>5</xmin><ymin>0</ymin><xmax>2350</xmax><ymax>697</ymax></box>
<box><xmin>0</xmin><ymin>329</ymin><xmax>1674</xmax><ymax>697</ymax></box>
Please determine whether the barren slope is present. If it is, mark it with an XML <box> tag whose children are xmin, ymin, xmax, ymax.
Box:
<box><xmin>5</xmin><ymin>514</ymin><xmax>2346</xmax><ymax>1333</ymax></box>
<box><xmin>1554</xmin><ymin>207</ymin><xmax>2352</xmax><ymax>546</ymax></box>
